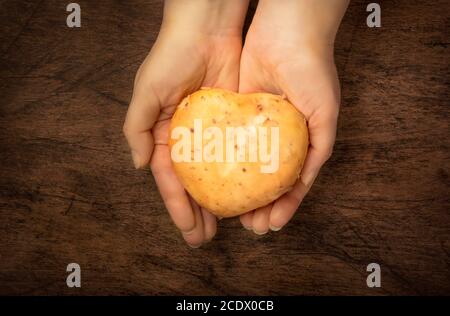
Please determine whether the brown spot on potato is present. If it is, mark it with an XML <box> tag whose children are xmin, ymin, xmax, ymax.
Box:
<box><xmin>264</xmin><ymin>118</ymin><xmax>279</xmax><ymax>126</ymax></box>
<box><xmin>242</xmin><ymin>168</ymin><xmax>246</xmax><ymax>172</ymax></box>
<box><xmin>190</xmin><ymin>128</ymin><xmax>194</xmax><ymax>133</ymax></box>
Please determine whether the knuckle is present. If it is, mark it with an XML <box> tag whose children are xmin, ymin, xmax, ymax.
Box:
<box><xmin>122</xmin><ymin>123</ymin><xmax>131</xmax><ymax>138</ymax></box>
<box><xmin>325</xmin><ymin>147</ymin><xmax>334</xmax><ymax>161</ymax></box>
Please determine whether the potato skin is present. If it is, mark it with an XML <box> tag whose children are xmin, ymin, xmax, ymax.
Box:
<box><xmin>169</xmin><ymin>88</ymin><xmax>309</xmax><ymax>218</ymax></box>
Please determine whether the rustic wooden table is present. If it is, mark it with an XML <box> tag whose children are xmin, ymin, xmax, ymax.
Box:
<box><xmin>0</xmin><ymin>0</ymin><xmax>449</xmax><ymax>295</ymax></box>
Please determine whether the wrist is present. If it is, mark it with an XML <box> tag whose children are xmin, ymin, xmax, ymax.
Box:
<box><xmin>253</xmin><ymin>0</ymin><xmax>349</xmax><ymax>48</ymax></box>
<box><xmin>162</xmin><ymin>0</ymin><xmax>249</xmax><ymax>37</ymax></box>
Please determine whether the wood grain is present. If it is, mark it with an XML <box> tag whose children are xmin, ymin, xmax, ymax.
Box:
<box><xmin>0</xmin><ymin>0</ymin><xmax>449</xmax><ymax>295</ymax></box>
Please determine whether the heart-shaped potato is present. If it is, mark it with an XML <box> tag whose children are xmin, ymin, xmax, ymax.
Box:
<box><xmin>168</xmin><ymin>88</ymin><xmax>309</xmax><ymax>218</ymax></box>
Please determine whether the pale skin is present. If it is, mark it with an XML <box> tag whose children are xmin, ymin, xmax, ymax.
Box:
<box><xmin>123</xmin><ymin>0</ymin><xmax>349</xmax><ymax>246</ymax></box>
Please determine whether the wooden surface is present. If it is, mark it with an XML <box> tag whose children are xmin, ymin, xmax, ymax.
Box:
<box><xmin>0</xmin><ymin>0</ymin><xmax>449</xmax><ymax>295</ymax></box>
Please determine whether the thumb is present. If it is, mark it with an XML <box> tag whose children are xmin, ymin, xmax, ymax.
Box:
<box><xmin>300</xmin><ymin>109</ymin><xmax>337</xmax><ymax>188</ymax></box>
<box><xmin>123</xmin><ymin>78</ymin><xmax>160</xmax><ymax>169</ymax></box>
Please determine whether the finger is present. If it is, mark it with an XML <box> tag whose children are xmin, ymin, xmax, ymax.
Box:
<box><xmin>269</xmin><ymin>178</ymin><xmax>308</xmax><ymax>230</ymax></box>
<box><xmin>123</xmin><ymin>73</ymin><xmax>160</xmax><ymax>169</ymax></box>
<box><xmin>239</xmin><ymin>211</ymin><xmax>254</xmax><ymax>230</ymax></box>
<box><xmin>201</xmin><ymin>208</ymin><xmax>217</xmax><ymax>242</ymax></box>
<box><xmin>150</xmin><ymin>144</ymin><xmax>196</xmax><ymax>233</ymax></box>
<box><xmin>300</xmin><ymin>109</ymin><xmax>337</xmax><ymax>188</ymax></box>
<box><xmin>252</xmin><ymin>204</ymin><xmax>272</xmax><ymax>235</ymax></box>
<box><xmin>182</xmin><ymin>199</ymin><xmax>205</xmax><ymax>248</ymax></box>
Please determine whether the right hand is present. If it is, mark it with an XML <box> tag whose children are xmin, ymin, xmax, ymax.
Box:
<box><xmin>238</xmin><ymin>0</ymin><xmax>348</xmax><ymax>234</ymax></box>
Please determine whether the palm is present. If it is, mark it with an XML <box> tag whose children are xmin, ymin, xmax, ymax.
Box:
<box><xmin>151</xmin><ymin>35</ymin><xmax>242</xmax><ymax>144</ymax></box>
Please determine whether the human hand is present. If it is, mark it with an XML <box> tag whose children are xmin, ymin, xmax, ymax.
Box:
<box><xmin>123</xmin><ymin>0</ymin><xmax>249</xmax><ymax>247</ymax></box>
<box><xmin>238</xmin><ymin>0</ymin><xmax>349</xmax><ymax>234</ymax></box>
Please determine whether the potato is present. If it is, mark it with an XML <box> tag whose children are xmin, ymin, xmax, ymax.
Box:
<box><xmin>168</xmin><ymin>88</ymin><xmax>309</xmax><ymax>218</ymax></box>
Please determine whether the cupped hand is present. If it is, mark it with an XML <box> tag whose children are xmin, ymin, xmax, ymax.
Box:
<box><xmin>123</xmin><ymin>0</ymin><xmax>247</xmax><ymax>247</ymax></box>
<box><xmin>238</xmin><ymin>0</ymin><xmax>348</xmax><ymax>234</ymax></box>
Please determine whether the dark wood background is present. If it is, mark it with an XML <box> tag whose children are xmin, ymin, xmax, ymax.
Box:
<box><xmin>0</xmin><ymin>0</ymin><xmax>449</xmax><ymax>295</ymax></box>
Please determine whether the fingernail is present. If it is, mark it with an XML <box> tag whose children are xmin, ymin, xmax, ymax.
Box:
<box><xmin>188</xmin><ymin>243</ymin><xmax>202</xmax><ymax>249</ymax></box>
<box><xmin>269</xmin><ymin>224</ymin><xmax>282</xmax><ymax>232</ymax></box>
<box><xmin>301</xmin><ymin>170</ymin><xmax>317</xmax><ymax>188</ymax></box>
<box><xmin>253</xmin><ymin>229</ymin><xmax>268</xmax><ymax>235</ymax></box>
<box><xmin>243</xmin><ymin>225</ymin><xmax>252</xmax><ymax>231</ymax></box>
<box><xmin>131</xmin><ymin>150</ymin><xmax>142</xmax><ymax>169</ymax></box>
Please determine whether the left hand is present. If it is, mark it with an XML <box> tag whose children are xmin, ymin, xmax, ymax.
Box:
<box><xmin>123</xmin><ymin>0</ymin><xmax>249</xmax><ymax>247</ymax></box>
<box><xmin>238</xmin><ymin>0</ymin><xmax>348</xmax><ymax>234</ymax></box>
